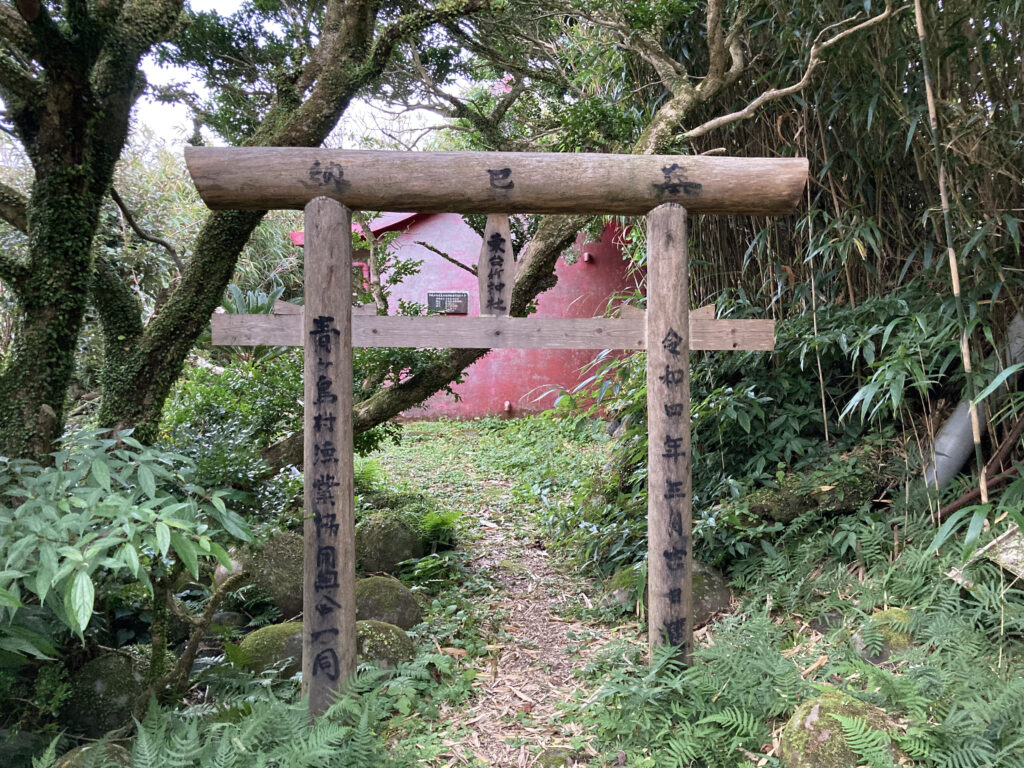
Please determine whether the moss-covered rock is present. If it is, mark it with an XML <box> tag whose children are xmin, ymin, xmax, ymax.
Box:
<box><xmin>356</xmin><ymin>620</ymin><xmax>414</xmax><ymax>668</ymax></box>
<box><xmin>62</xmin><ymin>651</ymin><xmax>149</xmax><ymax>737</ymax></box>
<box><xmin>55</xmin><ymin>743</ymin><xmax>131</xmax><ymax>768</ymax></box>
<box><xmin>743</xmin><ymin>446</ymin><xmax>886</xmax><ymax>524</ymax></box>
<box><xmin>535</xmin><ymin>746</ymin><xmax>583</xmax><ymax>766</ymax></box>
<box><xmin>780</xmin><ymin>688</ymin><xmax>901</xmax><ymax>768</ymax></box>
<box><xmin>0</xmin><ymin>729</ymin><xmax>49</xmax><ymax>768</ymax></box>
<box><xmin>237</xmin><ymin>621</ymin><xmax>303</xmax><ymax>676</ymax></box>
<box><xmin>244</xmin><ymin>532</ymin><xmax>305</xmax><ymax>619</ymax></box>
<box><xmin>600</xmin><ymin>561</ymin><xmax>732</xmax><ymax>625</ymax></box>
<box><xmin>853</xmin><ymin>607</ymin><xmax>913</xmax><ymax>663</ymax></box>
<box><xmin>355</xmin><ymin>512</ymin><xmax>424</xmax><ymax>574</ymax></box>
<box><xmin>355</xmin><ymin>576</ymin><xmax>422</xmax><ymax>629</ymax></box>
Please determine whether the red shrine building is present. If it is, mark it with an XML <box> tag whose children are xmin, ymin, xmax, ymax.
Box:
<box><xmin>291</xmin><ymin>212</ymin><xmax>636</xmax><ymax>419</ymax></box>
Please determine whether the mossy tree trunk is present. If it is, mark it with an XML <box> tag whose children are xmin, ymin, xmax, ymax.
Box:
<box><xmin>0</xmin><ymin>0</ymin><xmax>490</xmax><ymax>456</ymax></box>
<box><xmin>92</xmin><ymin>0</ymin><xmax>489</xmax><ymax>443</ymax></box>
<box><xmin>0</xmin><ymin>0</ymin><xmax>185</xmax><ymax>459</ymax></box>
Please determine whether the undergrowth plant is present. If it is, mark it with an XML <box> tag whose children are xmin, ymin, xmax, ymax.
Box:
<box><xmin>0</xmin><ymin>431</ymin><xmax>250</xmax><ymax>664</ymax></box>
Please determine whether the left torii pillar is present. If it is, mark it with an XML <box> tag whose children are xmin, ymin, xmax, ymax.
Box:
<box><xmin>301</xmin><ymin>197</ymin><xmax>356</xmax><ymax>715</ymax></box>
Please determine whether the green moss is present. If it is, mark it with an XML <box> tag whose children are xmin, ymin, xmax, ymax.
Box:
<box><xmin>535</xmin><ymin>747</ymin><xmax>580</xmax><ymax>767</ymax></box>
<box><xmin>781</xmin><ymin>688</ymin><xmax>898</xmax><ymax>768</ymax></box>
<box><xmin>872</xmin><ymin>608</ymin><xmax>913</xmax><ymax>650</ymax></box>
<box><xmin>62</xmin><ymin>650</ymin><xmax>149</xmax><ymax>737</ymax></box>
<box><xmin>355</xmin><ymin>511</ymin><xmax>425</xmax><ymax>574</ymax></box>
<box><xmin>355</xmin><ymin>576</ymin><xmax>422</xmax><ymax>629</ymax></box>
<box><xmin>237</xmin><ymin>621</ymin><xmax>303</xmax><ymax>674</ymax></box>
<box><xmin>356</xmin><ymin>620</ymin><xmax>414</xmax><ymax>668</ymax></box>
<box><xmin>246</xmin><ymin>531</ymin><xmax>305</xmax><ymax>618</ymax></box>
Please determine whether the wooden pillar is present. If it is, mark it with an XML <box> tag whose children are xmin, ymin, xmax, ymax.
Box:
<box><xmin>301</xmin><ymin>196</ymin><xmax>357</xmax><ymax>715</ymax></box>
<box><xmin>646</xmin><ymin>203</ymin><xmax>693</xmax><ymax>663</ymax></box>
<box><xmin>479</xmin><ymin>214</ymin><xmax>515</xmax><ymax>316</ymax></box>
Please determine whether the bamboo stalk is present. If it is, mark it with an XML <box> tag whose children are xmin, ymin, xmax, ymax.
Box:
<box><xmin>914</xmin><ymin>0</ymin><xmax>988</xmax><ymax>504</ymax></box>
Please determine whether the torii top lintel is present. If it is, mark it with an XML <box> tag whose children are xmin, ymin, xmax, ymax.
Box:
<box><xmin>184</xmin><ymin>148</ymin><xmax>807</xmax><ymax>217</ymax></box>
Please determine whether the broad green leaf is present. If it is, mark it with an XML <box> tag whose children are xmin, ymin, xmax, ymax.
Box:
<box><xmin>0</xmin><ymin>586</ymin><xmax>21</xmax><ymax>608</ymax></box>
<box><xmin>927</xmin><ymin>507</ymin><xmax>974</xmax><ymax>555</ymax></box>
<box><xmin>122</xmin><ymin>544</ymin><xmax>140</xmax><ymax>578</ymax></box>
<box><xmin>68</xmin><ymin>570</ymin><xmax>95</xmax><ymax>633</ymax></box>
<box><xmin>170</xmin><ymin>532</ymin><xmax>199</xmax><ymax>577</ymax></box>
<box><xmin>155</xmin><ymin>522</ymin><xmax>171</xmax><ymax>557</ymax></box>
<box><xmin>34</xmin><ymin>544</ymin><xmax>58</xmax><ymax>603</ymax></box>
<box><xmin>207</xmin><ymin>542</ymin><xmax>234</xmax><ymax>570</ymax></box>
<box><xmin>208</xmin><ymin>504</ymin><xmax>251</xmax><ymax>542</ymax></box>
<box><xmin>962</xmin><ymin>506</ymin><xmax>990</xmax><ymax>561</ymax></box>
<box><xmin>91</xmin><ymin>458</ymin><xmax>110</xmax><ymax>492</ymax></box>
<box><xmin>138</xmin><ymin>464</ymin><xmax>157</xmax><ymax>500</ymax></box>
<box><xmin>211</xmin><ymin>493</ymin><xmax>227</xmax><ymax>514</ymax></box>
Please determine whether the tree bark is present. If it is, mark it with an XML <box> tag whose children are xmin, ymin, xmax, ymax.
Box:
<box><xmin>0</xmin><ymin>0</ymin><xmax>184</xmax><ymax>459</ymax></box>
<box><xmin>96</xmin><ymin>0</ymin><xmax>489</xmax><ymax>443</ymax></box>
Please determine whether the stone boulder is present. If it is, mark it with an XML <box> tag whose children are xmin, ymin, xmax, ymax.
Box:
<box><xmin>355</xmin><ymin>512</ymin><xmax>424</xmax><ymax>574</ymax></box>
<box><xmin>238</xmin><ymin>621</ymin><xmax>303</xmax><ymax>677</ymax></box>
<box><xmin>780</xmin><ymin>689</ymin><xmax>901</xmax><ymax>768</ymax></box>
<box><xmin>55</xmin><ymin>743</ymin><xmax>131</xmax><ymax>768</ymax></box>
<box><xmin>356</xmin><ymin>621</ymin><xmax>414</xmax><ymax>668</ymax></box>
<box><xmin>536</xmin><ymin>747</ymin><xmax>584</xmax><ymax>767</ymax></box>
<box><xmin>852</xmin><ymin>607</ymin><xmax>913</xmax><ymax>664</ymax></box>
<box><xmin>355</xmin><ymin>576</ymin><xmax>422</xmax><ymax>629</ymax></box>
<box><xmin>0</xmin><ymin>729</ymin><xmax>49</xmax><ymax>768</ymax></box>
<box><xmin>62</xmin><ymin>650</ymin><xmax>150</xmax><ymax>738</ymax></box>
<box><xmin>601</xmin><ymin>561</ymin><xmax>732</xmax><ymax>625</ymax></box>
<box><xmin>245</xmin><ymin>531</ymin><xmax>305</xmax><ymax>619</ymax></box>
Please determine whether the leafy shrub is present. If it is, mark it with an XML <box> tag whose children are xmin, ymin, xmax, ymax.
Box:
<box><xmin>548</xmin><ymin>280</ymin><xmax>971</xmax><ymax>575</ymax></box>
<box><xmin>0</xmin><ymin>431</ymin><xmax>250</xmax><ymax>663</ymax></box>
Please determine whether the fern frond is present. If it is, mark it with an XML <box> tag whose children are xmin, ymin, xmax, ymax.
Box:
<box><xmin>829</xmin><ymin>713</ymin><xmax>895</xmax><ymax>768</ymax></box>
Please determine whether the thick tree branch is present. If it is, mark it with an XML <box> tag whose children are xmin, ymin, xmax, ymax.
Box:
<box><xmin>110</xmin><ymin>187</ymin><xmax>183</xmax><ymax>272</ymax></box>
<box><xmin>90</xmin><ymin>254</ymin><xmax>145</xmax><ymax>350</ymax></box>
<box><xmin>0</xmin><ymin>50</ymin><xmax>42</xmax><ymax>104</ymax></box>
<box><xmin>15</xmin><ymin>0</ymin><xmax>73</xmax><ymax>72</ymax></box>
<box><xmin>352</xmin><ymin>214</ymin><xmax>583</xmax><ymax>433</ymax></box>
<box><xmin>0</xmin><ymin>179</ymin><xmax>28</xmax><ymax>233</ymax></box>
<box><xmin>415</xmin><ymin>240</ymin><xmax>477</xmax><ymax>276</ymax></box>
<box><xmin>684</xmin><ymin>2</ymin><xmax>904</xmax><ymax>140</ymax></box>
<box><xmin>0</xmin><ymin>3</ymin><xmax>37</xmax><ymax>57</ymax></box>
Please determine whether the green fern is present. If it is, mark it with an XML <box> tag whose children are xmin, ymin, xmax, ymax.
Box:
<box><xmin>829</xmin><ymin>713</ymin><xmax>895</xmax><ymax>768</ymax></box>
<box><xmin>30</xmin><ymin>735</ymin><xmax>60</xmax><ymax>768</ymax></box>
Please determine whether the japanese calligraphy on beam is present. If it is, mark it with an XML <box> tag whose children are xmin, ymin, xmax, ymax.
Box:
<box><xmin>646</xmin><ymin>203</ymin><xmax>694</xmax><ymax>662</ymax></box>
<box><xmin>301</xmin><ymin>197</ymin><xmax>357</xmax><ymax>717</ymax></box>
<box><xmin>185</xmin><ymin>148</ymin><xmax>808</xmax><ymax>216</ymax></box>
<box><xmin>211</xmin><ymin>313</ymin><xmax>774</xmax><ymax>352</ymax></box>
<box><xmin>479</xmin><ymin>215</ymin><xmax>515</xmax><ymax>316</ymax></box>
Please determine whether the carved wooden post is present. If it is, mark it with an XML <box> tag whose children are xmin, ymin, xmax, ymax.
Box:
<box><xmin>646</xmin><ymin>203</ymin><xmax>693</xmax><ymax>663</ymax></box>
<box><xmin>479</xmin><ymin>215</ymin><xmax>515</xmax><ymax>316</ymax></box>
<box><xmin>301</xmin><ymin>197</ymin><xmax>357</xmax><ymax>715</ymax></box>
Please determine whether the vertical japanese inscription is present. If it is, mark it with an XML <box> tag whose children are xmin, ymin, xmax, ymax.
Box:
<box><xmin>302</xmin><ymin>198</ymin><xmax>356</xmax><ymax>716</ymax></box>
<box><xmin>478</xmin><ymin>215</ymin><xmax>515</xmax><ymax>316</ymax></box>
<box><xmin>645</xmin><ymin>203</ymin><xmax>693</xmax><ymax>664</ymax></box>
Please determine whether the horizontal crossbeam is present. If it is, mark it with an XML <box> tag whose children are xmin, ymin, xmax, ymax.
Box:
<box><xmin>211</xmin><ymin>312</ymin><xmax>774</xmax><ymax>351</ymax></box>
<box><xmin>185</xmin><ymin>148</ymin><xmax>807</xmax><ymax>216</ymax></box>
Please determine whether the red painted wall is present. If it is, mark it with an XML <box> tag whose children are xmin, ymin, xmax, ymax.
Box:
<box><xmin>294</xmin><ymin>214</ymin><xmax>637</xmax><ymax>419</ymax></box>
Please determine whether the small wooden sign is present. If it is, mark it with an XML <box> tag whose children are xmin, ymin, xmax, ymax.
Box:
<box><xmin>479</xmin><ymin>215</ymin><xmax>515</xmax><ymax>316</ymax></box>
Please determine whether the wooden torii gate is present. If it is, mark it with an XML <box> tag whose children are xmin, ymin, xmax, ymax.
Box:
<box><xmin>186</xmin><ymin>148</ymin><xmax>807</xmax><ymax>715</ymax></box>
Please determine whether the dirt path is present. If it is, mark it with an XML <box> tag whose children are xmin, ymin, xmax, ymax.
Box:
<box><xmin>375</xmin><ymin>424</ymin><xmax>643</xmax><ymax>766</ymax></box>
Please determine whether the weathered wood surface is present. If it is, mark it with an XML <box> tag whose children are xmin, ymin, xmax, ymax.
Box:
<box><xmin>646</xmin><ymin>203</ymin><xmax>693</xmax><ymax>663</ymax></box>
<box><xmin>185</xmin><ymin>147</ymin><xmax>808</xmax><ymax>215</ymax></box>
<box><xmin>479</xmin><ymin>215</ymin><xmax>515</xmax><ymax>316</ymax></box>
<box><xmin>211</xmin><ymin>312</ymin><xmax>774</xmax><ymax>351</ymax></box>
<box><xmin>301</xmin><ymin>198</ymin><xmax>357</xmax><ymax>716</ymax></box>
